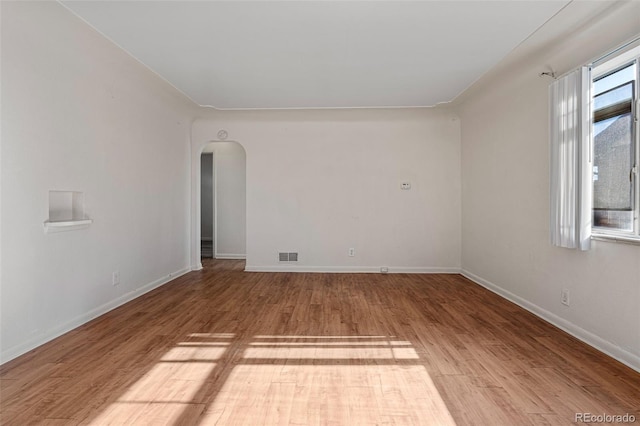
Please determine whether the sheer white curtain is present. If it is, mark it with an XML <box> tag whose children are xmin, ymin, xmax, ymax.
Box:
<box><xmin>550</xmin><ymin>67</ymin><xmax>592</xmax><ymax>250</ymax></box>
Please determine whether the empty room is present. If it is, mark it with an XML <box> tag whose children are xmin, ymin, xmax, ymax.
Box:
<box><xmin>1</xmin><ymin>1</ymin><xmax>639</xmax><ymax>425</ymax></box>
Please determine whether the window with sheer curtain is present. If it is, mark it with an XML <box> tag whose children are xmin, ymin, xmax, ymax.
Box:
<box><xmin>550</xmin><ymin>41</ymin><xmax>640</xmax><ymax>249</ymax></box>
<box><xmin>549</xmin><ymin>67</ymin><xmax>593</xmax><ymax>250</ymax></box>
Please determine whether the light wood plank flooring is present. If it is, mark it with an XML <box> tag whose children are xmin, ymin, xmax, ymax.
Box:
<box><xmin>1</xmin><ymin>259</ymin><xmax>639</xmax><ymax>425</ymax></box>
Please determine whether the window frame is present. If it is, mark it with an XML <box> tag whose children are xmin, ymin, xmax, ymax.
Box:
<box><xmin>590</xmin><ymin>51</ymin><xmax>640</xmax><ymax>242</ymax></box>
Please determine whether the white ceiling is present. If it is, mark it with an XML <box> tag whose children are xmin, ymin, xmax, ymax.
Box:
<box><xmin>62</xmin><ymin>1</ymin><xmax>569</xmax><ymax>109</ymax></box>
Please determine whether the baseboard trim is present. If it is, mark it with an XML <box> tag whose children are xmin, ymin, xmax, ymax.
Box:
<box><xmin>0</xmin><ymin>266</ymin><xmax>191</xmax><ymax>366</ymax></box>
<box><xmin>215</xmin><ymin>253</ymin><xmax>246</xmax><ymax>260</ymax></box>
<box><xmin>461</xmin><ymin>269</ymin><xmax>640</xmax><ymax>373</ymax></box>
<box><xmin>244</xmin><ymin>265</ymin><xmax>461</xmax><ymax>274</ymax></box>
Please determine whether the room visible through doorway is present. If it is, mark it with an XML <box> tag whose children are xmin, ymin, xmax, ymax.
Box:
<box><xmin>200</xmin><ymin>142</ymin><xmax>247</xmax><ymax>263</ymax></box>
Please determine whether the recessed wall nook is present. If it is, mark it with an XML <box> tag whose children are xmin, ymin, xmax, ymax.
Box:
<box><xmin>44</xmin><ymin>190</ymin><xmax>92</xmax><ymax>233</ymax></box>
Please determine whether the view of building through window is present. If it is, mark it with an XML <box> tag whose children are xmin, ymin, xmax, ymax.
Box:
<box><xmin>592</xmin><ymin>61</ymin><xmax>637</xmax><ymax>232</ymax></box>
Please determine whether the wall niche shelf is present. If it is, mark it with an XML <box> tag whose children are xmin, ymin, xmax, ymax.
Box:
<box><xmin>44</xmin><ymin>219</ymin><xmax>93</xmax><ymax>233</ymax></box>
<box><xmin>44</xmin><ymin>190</ymin><xmax>92</xmax><ymax>233</ymax></box>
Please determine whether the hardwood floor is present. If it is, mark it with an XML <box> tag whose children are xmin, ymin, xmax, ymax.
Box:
<box><xmin>1</xmin><ymin>259</ymin><xmax>639</xmax><ymax>425</ymax></box>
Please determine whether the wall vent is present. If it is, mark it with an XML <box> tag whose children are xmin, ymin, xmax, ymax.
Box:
<box><xmin>278</xmin><ymin>252</ymin><xmax>298</xmax><ymax>262</ymax></box>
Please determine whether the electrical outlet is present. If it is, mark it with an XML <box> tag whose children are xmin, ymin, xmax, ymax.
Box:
<box><xmin>348</xmin><ymin>248</ymin><xmax>355</xmax><ymax>257</ymax></box>
<box><xmin>561</xmin><ymin>289</ymin><xmax>570</xmax><ymax>306</ymax></box>
<box><xmin>112</xmin><ymin>270</ymin><xmax>120</xmax><ymax>286</ymax></box>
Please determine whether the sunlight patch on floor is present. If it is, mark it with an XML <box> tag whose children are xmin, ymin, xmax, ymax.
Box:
<box><xmin>90</xmin><ymin>400</ymin><xmax>205</xmax><ymax>425</ymax></box>
<box><xmin>161</xmin><ymin>345</ymin><xmax>228</xmax><ymax>361</ymax></box>
<box><xmin>87</xmin><ymin>334</ymin><xmax>454</xmax><ymax>425</ymax></box>
<box><xmin>89</xmin><ymin>345</ymin><xmax>219</xmax><ymax>424</ymax></box>
<box><xmin>243</xmin><ymin>346</ymin><xmax>420</xmax><ymax>360</ymax></box>
<box><xmin>200</xmin><ymin>364</ymin><xmax>455</xmax><ymax>425</ymax></box>
<box><xmin>188</xmin><ymin>333</ymin><xmax>236</xmax><ymax>339</ymax></box>
<box><xmin>246</xmin><ymin>336</ymin><xmax>420</xmax><ymax>360</ymax></box>
<box><xmin>254</xmin><ymin>335</ymin><xmax>391</xmax><ymax>339</ymax></box>
<box><xmin>249</xmin><ymin>341</ymin><xmax>413</xmax><ymax>347</ymax></box>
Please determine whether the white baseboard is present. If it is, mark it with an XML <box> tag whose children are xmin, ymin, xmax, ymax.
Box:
<box><xmin>392</xmin><ymin>266</ymin><xmax>461</xmax><ymax>274</ymax></box>
<box><xmin>215</xmin><ymin>253</ymin><xmax>246</xmax><ymax>260</ymax></box>
<box><xmin>461</xmin><ymin>269</ymin><xmax>640</xmax><ymax>373</ymax></box>
<box><xmin>0</xmin><ymin>266</ymin><xmax>191</xmax><ymax>366</ymax></box>
<box><xmin>244</xmin><ymin>265</ymin><xmax>461</xmax><ymax>274</ymax></box>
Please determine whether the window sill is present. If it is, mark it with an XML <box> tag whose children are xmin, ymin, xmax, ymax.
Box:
<box><xmin>591</xmin><ymin>233</ymin><xmax>640</xmax><ymax>246</ymax></box>
<box><xmin>44</xmin><ymin>219</ymin><xmax>93</xmax><ymax>233</ymax></box>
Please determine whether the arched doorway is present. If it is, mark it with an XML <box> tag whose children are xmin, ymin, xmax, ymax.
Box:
<box><xmin>193</xmin><ymin>140</ymin><xmax>247</xmax><ymax>270</ymax></box>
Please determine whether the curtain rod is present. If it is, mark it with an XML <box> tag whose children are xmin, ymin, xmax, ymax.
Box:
<box><xmin>590</xmin><ymin>35</ymin><xmax>640</xmax><ymax>67</ymax></box>
<box><xmin>544</xmin><ymin>34</ymin><xmax>640</xmax><ymax>81</ymax></box>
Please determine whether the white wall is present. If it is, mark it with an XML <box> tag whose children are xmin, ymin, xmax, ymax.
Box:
<box><xmin>0</xmin><ymin>2</ymin><xmax>196</xmax><ymax>363</ymax></box>
<box><xmin>192</xmin><ymin>108</ymin><xmax>461</xmax><ymax>272</ymax></box>
<box><xmin>457</xmin><ymin>1</ymin><xmax>640</xmax><ymax>370</ymax></box>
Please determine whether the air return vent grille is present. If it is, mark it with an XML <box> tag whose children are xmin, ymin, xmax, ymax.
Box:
<box><xmin>278</xmin><ymin>252</ymin><xmax>298</xmax><ymax>262</ymax></box>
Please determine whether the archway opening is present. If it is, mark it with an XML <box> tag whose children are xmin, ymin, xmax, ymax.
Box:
<box><xmin>198</xmin><ymin>141</ymin><xmax>246</xmax><ymax>268</ymax></box>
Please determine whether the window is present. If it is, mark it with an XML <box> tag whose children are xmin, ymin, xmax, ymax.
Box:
<box><xmin>592</xmin><ymin>49</ymin><xmax>640</xmax><ymax>239</ymax></box>
<box><xmin>549</xmin><ymin>40</ymin><xmax>640</xmax><ymax>250</ymax></box>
